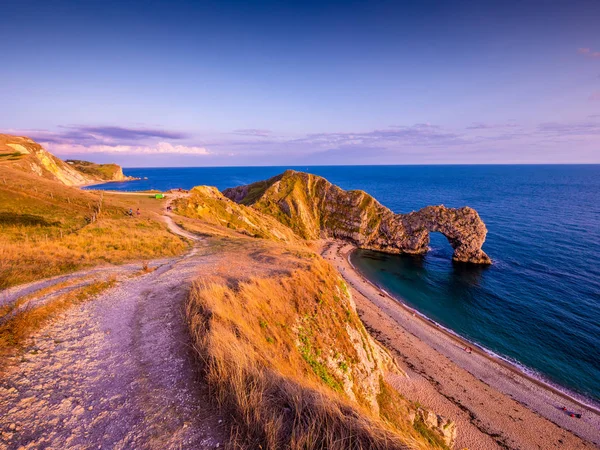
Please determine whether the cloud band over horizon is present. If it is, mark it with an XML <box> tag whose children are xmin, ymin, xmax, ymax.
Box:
<box><xmin>5</xmin><ymin>116</ymin><xmax>600</xmax><ymax>166</ymax></box>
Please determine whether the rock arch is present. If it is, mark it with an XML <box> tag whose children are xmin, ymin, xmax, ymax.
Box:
<box><xmin>399</xmin><ymin>206</ymin><xmax>491</xmax><ymax>264</ymax></box>
<box><xmin>224</xmin><ymin>170</ymin><xmax>492</xmax><ymax>265</ymax></box>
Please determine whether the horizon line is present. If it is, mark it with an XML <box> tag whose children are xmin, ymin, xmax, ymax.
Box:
<box><xmin>117</xmin><ymin>162</ymin><xmax>600</xmax><ymax>169</ymax></box>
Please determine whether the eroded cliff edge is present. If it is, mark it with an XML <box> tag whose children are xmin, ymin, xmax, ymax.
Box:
<box><xmin>223</xmin><ymin>170</ymin><xmax>491</xmax><ymax>264</ymax></box>
<box><xmin>0</xmin><ymin>134</ymin><xmax>134</xmax><ymax>186</ymax></box>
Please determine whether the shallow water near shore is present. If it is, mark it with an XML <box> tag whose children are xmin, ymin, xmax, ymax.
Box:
<box><xmin>91</xmin><ymin>164</ymin><xmax>600</xmax><ymax>404</ymax></box>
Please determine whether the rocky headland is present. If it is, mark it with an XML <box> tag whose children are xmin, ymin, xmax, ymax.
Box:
<box><xmin>224</xmin><ymin>170</ymin><xmax>491</xmax><ymax>264</ymax></box>
<box><xmin>0</xmin><ymin>134</ymin><xmax>134</xmax><ymax>186</ymax></box>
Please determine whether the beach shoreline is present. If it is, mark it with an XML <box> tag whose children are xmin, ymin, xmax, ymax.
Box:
<box><xmin>78</xmin><ymin>176</ymin><xmax>140</xmax><ymax>189</ymax></box>
<box><xmin>321</xmin><ymin>240</ymin><xmax>600</xmax><ymax>449</ymax></box>
<box><xmin>348</xmin><ymin>247</ymin><xmax>600</xmax><ymax>414</ymax></box>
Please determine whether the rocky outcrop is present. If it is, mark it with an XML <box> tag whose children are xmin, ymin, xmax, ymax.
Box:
<box><xmin>0</xmin><ymin>134</ymin><xmax>132</xmax><ymax>186</ymax></box>
<box><xmin>224</xmin><ymin>170</ymin><xmax>491</xmax><ymax>264</ymax></box>
<box><xmin>413</xmin><ymin>408</ymin><xmax>457</xmax><ymax>448</ymax></box>
<box><xmin>317</xmin><ymin>279</ymin><xmax>404</xmax><ymax>415</ymax></box>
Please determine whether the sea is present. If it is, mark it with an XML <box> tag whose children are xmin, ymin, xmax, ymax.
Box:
<box><xmin>89</xmin><ymin>165</ymin><xmax>600</xmax><ymax>405</ymax></box>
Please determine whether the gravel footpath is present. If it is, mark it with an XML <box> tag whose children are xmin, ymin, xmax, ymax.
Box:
<box><xmin>0</xmin><ymin>214</ymin><xmax>227</xmax><ymax>449</ymax></box>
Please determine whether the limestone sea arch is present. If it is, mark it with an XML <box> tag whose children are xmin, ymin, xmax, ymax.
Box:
<box><xmin>223</xmin><ymin>170</ymin><xmax>491</xmax><ymax>265</ymax></box>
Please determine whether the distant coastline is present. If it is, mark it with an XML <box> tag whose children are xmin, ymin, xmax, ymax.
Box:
<box><xmin>79</xmin><ymin>176</ymin><xmax>140</xmax><ymax>189</ymax></box>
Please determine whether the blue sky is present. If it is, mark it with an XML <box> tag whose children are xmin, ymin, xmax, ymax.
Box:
<box><xmin>2</xmin><ymin>0</ymin><xmax>599</xmax><ymax>166</ymax></box>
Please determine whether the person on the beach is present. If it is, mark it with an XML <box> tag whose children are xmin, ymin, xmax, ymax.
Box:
<box><xmin>562</xmin><ymin>407</ymin><xmax>581</xmax><ymax>418</ymax></box>
<box><xmin>136</xmin><ymin>208</ymin><xmax>140</xmax><ymax>216</ymax></box>
<box><xmin>128</xmin><ymin>208</ymin><xmax>133</xmax><ymax>217</ymax></box>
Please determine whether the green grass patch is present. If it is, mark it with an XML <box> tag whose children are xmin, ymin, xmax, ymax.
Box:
<box><xmin>298</xmin><ymin>326</ymin><xmax>344</xmax><ymax>393</ymax></box>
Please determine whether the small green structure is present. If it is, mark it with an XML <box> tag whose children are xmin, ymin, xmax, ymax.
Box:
<box><xmin>155</xmin><ymin>193</ymin><xmax>165</xmax><ymax>199</ymax></box>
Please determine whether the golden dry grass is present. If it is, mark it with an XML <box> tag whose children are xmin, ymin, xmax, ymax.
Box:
<box><xmin>0</xmin><ymin>167</ymin><xmax>188</xmax><ymax>288</ymax></box>
<box><xmin>187</xmin><ymin>243</ymin><xmax>440</xmax><ymax>450</ymax></box>
<box><xmin>172</xmin><ymin>186</ymin><xmax>299</xmax><ymax>242</ymax></box>
<box><xmin>0</xmin><ymin>218</ymin><xmax>187</xmax><ymax>288</ymax></box>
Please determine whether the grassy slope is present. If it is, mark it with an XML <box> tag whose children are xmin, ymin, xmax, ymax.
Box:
<box><xmin>225</xmin><ymin>170</ymin><xmax>387</xmax><ymax>241</ymax></box>
<box><xmin>0</xmin><ymin>166</ymin><xmax>187</xmax><ymax>289</ymax></box>
<box><xmin>187</xmin><ymin>237</ymin><xmax>447</xmax><ymax>450</ymax></box>
<box><xmin>0</xmin><ymin>134</ymin><xmax>89</xmax><ymax>186</ymax></box>
<box><xmin>173</xmin><ymin>185</ymin><xmax>299</xmax><ymax>242</ymax></box>
<box><xmin>0</xmin><ymin>134</ymin><xmax>129</xmax><ymax>185</ymax></box>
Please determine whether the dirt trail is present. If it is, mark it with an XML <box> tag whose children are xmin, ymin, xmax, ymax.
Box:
<box><xmin>0</xmin><ymin>207</ymin><xmax>227</xmax><ymax>449</ymax></box>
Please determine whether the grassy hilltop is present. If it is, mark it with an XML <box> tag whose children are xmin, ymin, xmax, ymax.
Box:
<box><xmin>64</xmin><ymin>159</ymin><xmax>131</xmax><ymax>183</ymax></box>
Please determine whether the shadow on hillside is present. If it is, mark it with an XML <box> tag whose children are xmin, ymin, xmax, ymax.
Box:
<box><xmin>0</xmin><ymin>212</ymin><xmax>59</xmax><ymax>227</ymax></box>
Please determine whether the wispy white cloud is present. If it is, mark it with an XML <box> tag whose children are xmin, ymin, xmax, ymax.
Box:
<box><xmin>24</xmin><ymin>126</ymin><xmax>188</xmax><ymax>146</ymax></box>
<box><xmin>7</xmin><ymin>126</ymin><xmax>208</xmax><ymax>156</ymax></box>
<box><xmin>537</xmin><ymin>121</ymin><xmax>600</xmax><ymax>135</ymax></box>
<box><xmin>289</xmin><ymin>124</ymin><xmax>466</xmax><ymax>149</ymax></box>
<box><xmin>44</xmin><ymin>142</ymin><xmax>209</xmax><ymax>155</ymax></box>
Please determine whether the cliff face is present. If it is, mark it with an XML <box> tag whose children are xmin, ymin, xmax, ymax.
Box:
<box><xmin>64</xmin><ymin>160</ymin><xmax>130</xmax><ymax>183</ymax></box>
<box><xmin>0</xmin><ymin>134</ymin><xmax>132</xmax><ymax>186</ymax></box>
<box><xmin>188</xmin><ymin>248</ymin><xmax>455</xmax><ymax>448</ymax></box>
<box><xmin>224</xmin><ymin>170</ymin><xmax>491</xmax><ymax>264</ymax></box>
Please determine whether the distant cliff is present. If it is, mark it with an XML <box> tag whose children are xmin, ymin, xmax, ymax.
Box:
<box><xmin>224</xmin><ymin>170</ymin><xmax>491</xmax><ymax>264</ymax></box>
<box><xmin>64</xmin><ymin>160</ymin><xmax>130</xmax><ymax>184</ymax></box>
<box><xmin>0</xmin><ymin>134</ymin><xmax>134</xmax><ymax>186</ymax></box>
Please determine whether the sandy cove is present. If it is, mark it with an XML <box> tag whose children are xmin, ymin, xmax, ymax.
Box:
<box><xmin>321</xmin><ymin>240</ymin><xmax>600</xmax><ymax>450</ymax></box>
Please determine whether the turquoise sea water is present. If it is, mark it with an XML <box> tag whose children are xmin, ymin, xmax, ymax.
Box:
<box><xmin>91</xmin><ymin>165</ymin><xmax>600</xmax><ymax>404</ymax></box>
